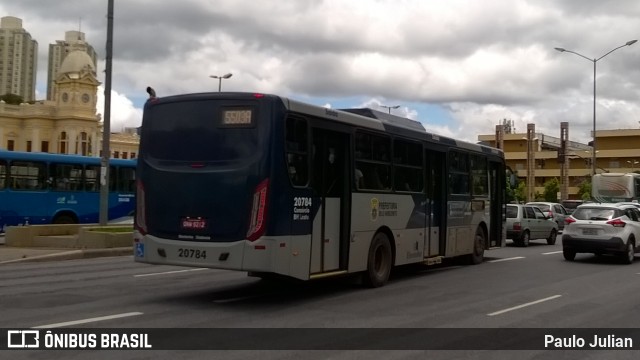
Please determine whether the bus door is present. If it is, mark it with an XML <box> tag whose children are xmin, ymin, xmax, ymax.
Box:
<box><xmin>425</xmin><ymin>149</ymin><xmax>446</xmax><ymax>257</ymax></box>
<box><xmin>310</xmin><ymin>128</ymin><xmax>350</xmax><ymax>274</ymax></box>
<box><xmin>489</xmin><ymin>161</ymin><xmax>505</xmax><ymax>247</ymax></box>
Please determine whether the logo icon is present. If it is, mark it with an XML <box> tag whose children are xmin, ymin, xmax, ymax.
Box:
<box><xmin>7</xmin><ymin>330</ymin><xmax>39</xmax><ymax>348</ymax></box>
<box><xmin>370</xmin><ymin>198</ymin><xmax>379</xmax><ymax>221</ymax></box>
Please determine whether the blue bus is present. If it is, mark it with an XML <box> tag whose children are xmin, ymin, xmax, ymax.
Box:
<box><xmin>0</xmin><ymin>150</ymin><xmax>136</xmax><ymax>231</ymax></box>
<box><xmin>134</xmin><ymin>92</ymin><xmax>506</xmax><ymax>287</ymax></box>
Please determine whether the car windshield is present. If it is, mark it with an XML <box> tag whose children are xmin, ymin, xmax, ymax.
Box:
<box><xmin>572</xmin><ymin>208</ymin><xmax>618</xmax><ymax>221</ymax></box>
<box><xmin>506</xmin><ymin>206</ymin><xmax>518</xmax><ymax>218</ymax></box>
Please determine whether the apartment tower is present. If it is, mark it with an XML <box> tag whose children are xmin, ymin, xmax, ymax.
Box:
<box><xmin>47</xmin><ymin>30</ymin><xmax>97</xmax><ymax>100</ymax></box>
<box><xmin>0</xmin><ymin>16</ymin><xmax>38</xmax><ymax>102</ymax></box>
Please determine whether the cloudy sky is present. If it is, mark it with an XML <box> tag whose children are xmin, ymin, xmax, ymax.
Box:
<box><xmin>2</xmin><ymin>0</ymin><xmax>639</xmax><ymax>143</ymax></box>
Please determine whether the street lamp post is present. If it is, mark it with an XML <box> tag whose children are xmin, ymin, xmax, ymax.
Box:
<box><xmin>554</xmin><ymin>40</ymin><xmax>637</xmax><ymax>178</ymax></box>
<box><xmin>380</xmin><ymin>105</ymin><xmax>400</xmax><ymax>114</ymax></box>
<box><xmin>209</xmin><ymin>73</ymin><xmax>233</xmax><ymax>92</ymax></box>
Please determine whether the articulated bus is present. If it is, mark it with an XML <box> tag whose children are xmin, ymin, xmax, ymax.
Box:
<box><xmin>592</xmin><ymin>172</ymin><xmax>640</xmax><ymax>203</ymax></box>
<box><xmin>134</xmin><ymin>92</ymin><xmax>506</xmax><ymax>287</ymax></box>
<box><xmin>0</xmin><ymin>150</ymin><xmax>136</xmax><ymax>231</ymax></box>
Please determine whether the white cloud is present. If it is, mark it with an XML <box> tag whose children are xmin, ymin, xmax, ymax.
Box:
<box><xmin>96</xmin><ymin>86</ymin><xmax>142</xmax><ymax>132</ymax></box>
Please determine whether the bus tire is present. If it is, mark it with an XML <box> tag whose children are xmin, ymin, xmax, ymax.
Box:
<box><xmin>363</xmin><ymin>232</ymin><xmax>393</xmax><ymax>288</ymax></box>
<box><xmin>52</xmin><ymin>214</ymin><xmax>76</xmax><ymax>224</ymax></box>
<box><xmin>469</xmin><ymin>227</ymin><xmax>485</xmax><ymax>265</ymax></box>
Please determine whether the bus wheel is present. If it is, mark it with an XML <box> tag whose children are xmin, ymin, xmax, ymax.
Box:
<box><xmin>363</xmin><ymin>232</ymin><xmax>392</xmax><ymax>288</ymax></box>
<box><xmin>52</xmin><ymin>214</ymin><xmax>76</xmax><ymax>224</ymax></box>
<box><xmin>469</xmin><ymin>227</ymin><xmax>485</xmax><ymax>265</ymax></box>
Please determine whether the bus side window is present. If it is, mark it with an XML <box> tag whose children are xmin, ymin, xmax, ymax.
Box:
<box><xmin>0</xmin><ymin>160</ymin><xmax>6</xmax><ymax>190</ymax></box>
<box><xmin>354</xmin><ymin>132</ymin><xmax>391</xmax><ymax>191</ymax></box>
<box><xmin>84</xmin><ymin>166</ymin><xmax>99</xmax><ymax>191</ymax></box>
<box><xmin>10</xmin><ymin>161</ymin><xmax>46</xmax><ymax>191</ymax></box>
<box><xmin>285</xmin><ymin>116</ymin><xmax>308</xmax><ymax>187</ymax></box>
<box><xmin>109</xmin><ymin>166</ymin><xmax>118</xmax><ymax>192</ymax></box>
<box><xmin>118</xmin><ymin>167</ymin><xmax>136</xmax><ymax>193</ymax></box>
<box><xmin>50</xmin><ymin>163</ymin><xmax>83</xmax><ymax>191</ymax></box>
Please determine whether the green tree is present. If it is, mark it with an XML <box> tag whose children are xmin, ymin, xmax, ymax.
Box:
<box><xmin>0</xmin><ymin>93</ymin><xmax>24</xmax><ymax>105</ymax></box>
<box><xmin>515</xmin><ymin>181</ymin><xmax>527</xmax><ymax>203</ymax></box>
<box><xmin>578</xmin><ymin>179</ymin><xmax>592</xmax><ymax>201</ymax></box>
<box><xmin>543</xmin><ymin>178</ymin><xmax>560</xmax><ymax>202</ymax></box>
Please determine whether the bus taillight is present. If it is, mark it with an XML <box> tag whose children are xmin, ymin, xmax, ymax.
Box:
<box><xmin>135</xmin><ymin>180</ymin><xmax>147</xmax><ymax>235</ymax></box>
<box><xmin>247</xmin><ymin>178</ymin><xmax>269</xmax><ymax>241</ymax></box>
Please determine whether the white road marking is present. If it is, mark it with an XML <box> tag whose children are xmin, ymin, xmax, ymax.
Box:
<box><xmin>33</xmin><ymin>312</ymin><xmax>143</xmax><ymax>329</ymax></box>
<box><xmin>542</xmin><ymin>251</ymin><xmax>563</xmax><ymax>255</ymax></box>
<box><xmin>134</xmin><ymin>268</ymin><xmax>208</xmax><ymax>277</ymax></box>
<box><xmin>487</xmin><ymin>256</ymin><xmax>525</xmax><ymax>263</ymax></box>
<box><xmin>487</xmin><ymin>295</ymin><xmax>562</xmax><ymax>316</ymax></box>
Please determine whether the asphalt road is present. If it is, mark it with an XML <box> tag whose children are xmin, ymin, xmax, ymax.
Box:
<box><xmin>1</xmin><ymin>240</ymin><xmax>640</xmax><ymax>360</ymax></box>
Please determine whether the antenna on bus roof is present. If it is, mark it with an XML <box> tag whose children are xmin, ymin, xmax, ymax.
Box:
<box><xmin>146</xmin><ymin>86</ymin><xmax>156</xmax><ymax>99</ymax></box>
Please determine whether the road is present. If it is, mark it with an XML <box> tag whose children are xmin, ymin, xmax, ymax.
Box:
<box><xmin>1</xmin><ymin>240</ymin><xmax>639</xmax><ymax>359</ymax></box>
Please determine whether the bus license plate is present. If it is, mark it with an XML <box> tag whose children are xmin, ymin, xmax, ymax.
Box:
<box><xmin>182</xmin><ymin>218</ymin><xmax>207</xmax><ymax>230</ymax></box>
<box><xmin>583</xmin><ymin>228</ymin><xmax>598</xmax><ymax>235</ymax></box>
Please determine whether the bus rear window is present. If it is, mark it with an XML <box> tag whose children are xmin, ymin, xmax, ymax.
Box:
<box><xmin>142</xmin><ymin>101</ymin><xmax>259</xmax><ymax>161</ymax></box>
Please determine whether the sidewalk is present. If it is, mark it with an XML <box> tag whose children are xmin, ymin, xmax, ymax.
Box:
<box><xmin>0</xmin><ymin>243</ymin><xmax>132</xmax><ymax>265</ymax></box>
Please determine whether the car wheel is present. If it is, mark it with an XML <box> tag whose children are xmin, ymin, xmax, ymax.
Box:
<box><xmin>621</xmin><ymin>240</ymin><xmax>635</xmax><ymax>265</ymax></box>
<box><xmin>547</xmin><ymin>229</ymin><xmax>557</xmax><ymax>245</ymax></box>
<box><xmin>520</xmin><ymin>230</ymin><xmax>530</xmax><ymax>247</ymax></box>
<box><xmin>563</xmin><ymin>248</ymin><xmax>576</xmax><ymax>261</ymax></box>
<box><xmin>363</xmin><ymin>232</ymin><xmax>393</xmax><ymax>288</ymax></box>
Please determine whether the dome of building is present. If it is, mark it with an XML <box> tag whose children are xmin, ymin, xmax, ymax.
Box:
<box><xmin>59</xmin><ymin>49</ymin><xmax>96</xmax><ymax>76</ymax></box>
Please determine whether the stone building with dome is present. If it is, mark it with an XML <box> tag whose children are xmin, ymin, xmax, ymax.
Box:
<box><xmin>0</xmin><ymin>41</ymin><xmax>139</xmax><ymax>159</ymax></box>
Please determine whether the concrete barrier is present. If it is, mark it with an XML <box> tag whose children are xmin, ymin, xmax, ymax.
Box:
<box><xmin>5</xmin><ymin>224</ymin><xmax>132</xmax><ymax>249</ymax></box>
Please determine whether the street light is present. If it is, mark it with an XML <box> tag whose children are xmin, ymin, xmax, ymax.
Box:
<box><xmin>627</xmin><ymin>160</ymin><xmax>639</xmax><ymax>172</ymax></box>
<box><xmin>380</xmin><ymin>105</ymin><xmax>400</xmax><ymax>114</ymax></box>
<box><xmin>554</xmin><ymin>39</ymin><xmax>637</xmax><ymax>178</ymax></box>
<box><xmin>209</xmin><ymin>73</ymin><xmax>233</xmax><ymax>92</ymax></box>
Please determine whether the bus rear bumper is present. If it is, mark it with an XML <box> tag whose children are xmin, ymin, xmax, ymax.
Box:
<box><xmin>133</xmin><ymin>232</ymin><xmax>306</xmax><ymax>279</ymax></box>
<box><xmin>134</xmin><ymin>232</ymin><xmax>247</xmax><ymax>270</ymax></box>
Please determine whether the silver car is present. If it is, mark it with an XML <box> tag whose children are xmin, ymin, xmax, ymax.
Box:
<box><xmin>562</xmin><ymin>203</ymin><xmax>640</xmax><ymax>264</ymax></box>
<box><xmin>506</xmin><ymin>204</ymin><xmax>559</xmax><ymax>247</ymax></box>
<box><xmin>526</xmin><ymin>202</ymin><xmax>569</xmax><ymax>231</ymax></box>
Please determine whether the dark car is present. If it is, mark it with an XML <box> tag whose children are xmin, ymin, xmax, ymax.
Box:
<box><xmin>561</xmin><ymin>200</ymin><xmax>584</xmax><ymax>215</ymax></box>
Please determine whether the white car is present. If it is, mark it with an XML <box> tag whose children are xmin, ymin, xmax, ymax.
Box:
<box><xmin>561</xmin><ymin>203</ymin><xmax>640</xmax><ymax>264</ymax></box>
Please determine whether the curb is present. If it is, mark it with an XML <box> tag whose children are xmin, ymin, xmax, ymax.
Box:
<box><xmin>0</xmin><ymin>247</ymin><xmax>132</xmax><ymax>265</ymax></box>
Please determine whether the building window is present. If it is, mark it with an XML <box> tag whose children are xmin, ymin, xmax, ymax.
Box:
<box><xmin>130</xmin><ymin>152</ymin><xmax>136</xmax><ymax>159</ymax></box>
<box><xmin>122</xmin><ymin>152</ymin><xmax>128</xmax><ymax>159</ymax></box>
<box><xmin>113</xmin><ymin>151</ymin><xmax>119</xmax><ymax>159</ymax></box>
<box><xmin>26</xmin><ymin>141</ymin><xmax>32</xmax><ymax>152</ymax></box>
<box><xmin>41</xmin><ymin>141</ymin><xmax>49</xmax><ymax>153</ymax></box>
<box><xmin>59</xmin><ymin>132</ymin><xmax>67</xmax><ymax>154</ymax></box>
<box><xmin>7</xmin><ymin>140</ymin><xmax>14</xmax><ymax>151</ymax></box>
<box><xmin>77</xmin><ymin>132</ymin><xmax>90</xmax><ymax>156</ymax></box>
